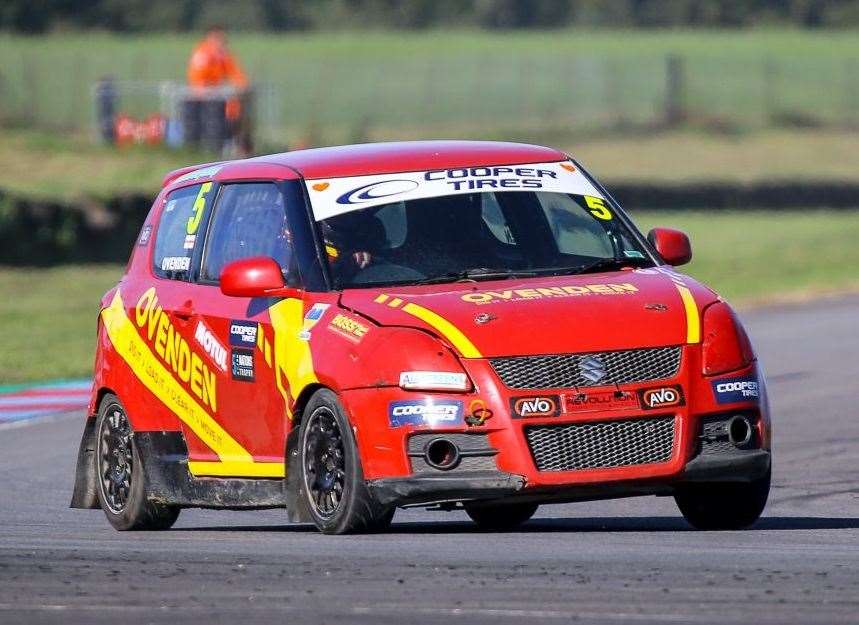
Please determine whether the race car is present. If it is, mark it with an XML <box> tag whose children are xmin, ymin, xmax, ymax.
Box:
<box><xmin>71</xmin><ymin>140</ymin><xmax>771</xmax><ymax>534</ymax></box>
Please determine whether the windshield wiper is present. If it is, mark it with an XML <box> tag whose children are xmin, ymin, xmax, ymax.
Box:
<box><xmin>530</xmin><ymin>256</ymin><xmax>653</xmax><ymax>278</ymax></box>
<box><xmin>571</xmin><ymin>256</ymin><xmax>653</xmax><ymax>275</ymax></box>
<box><xmin>413</xmin><ymin>267</ymin><xmax>538</xmax><ymax>286</ymax></box>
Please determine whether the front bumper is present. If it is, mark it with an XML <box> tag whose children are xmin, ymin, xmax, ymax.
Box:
<box><xmin>363</xmin><ymin>448</ymin><xmax>771</xmax><ymax>508</ymax></box>
<box><xmin>681</xmin><ymin>448</ymin><xmax>771</xmax><ymax>483</ymax></box>
<box><xmin>343</xmin><ymin>350</ymin><xmax>772</xmax><ymax>507</ymax></box>
<box><xmin>367</xmin><ymin>471</ymin><xmax>526</xmax><ymax>507</ymax></box>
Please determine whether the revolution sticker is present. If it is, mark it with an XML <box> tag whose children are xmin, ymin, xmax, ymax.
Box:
<box><xmin>305</xmin><ymin>161</ymin><xmax>603</xmax><ymax>221</ymax></box>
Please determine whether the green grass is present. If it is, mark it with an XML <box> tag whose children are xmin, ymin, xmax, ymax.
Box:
<box><xmin>2</xmin><ymin>30</ymin><xmax>859</xmax><ymax>143</ymax></box>
<box><xmin>1</xmin><ymin>210</ymin><xmax>858</xmax><ymax>383</ymax></box>
<box><xmin>0</xmin><ymin>265</ymin><xmax>121</xmax><ymax>384</ymax></box>
<box><xmin>0</xmin><ymin>129</ymin><xmax>204</xmax><ymax>199</ymax></box>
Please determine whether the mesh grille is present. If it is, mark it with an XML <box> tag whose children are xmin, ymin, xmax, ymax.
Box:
<box><xmin>525</xmin><ymin>416</ymin><xmax>675</xmax><ymax>472</ymax></box>
<box><xmin>490</xmin><ymin>347</ymin><xmax>681</xmax><ymax>390</ymax></box>
<box><xmin>700</xmin><ymin>416</ymin><xmax>733</xmax><ymax>455</ymax></box>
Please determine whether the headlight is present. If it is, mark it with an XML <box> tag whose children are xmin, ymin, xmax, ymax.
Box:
<box><xmin>702</xmin><ymin>302</ymin><xmax>755</xmax><ymax>376</ymax></box>
<box><xmin>399</xmin><ymin>371</ymin><xmax>470</xmax><ymax>392</ymax></box>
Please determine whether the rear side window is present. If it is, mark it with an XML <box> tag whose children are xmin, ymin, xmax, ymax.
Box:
<box><xmin>200</xmin><ymin>183</ymin><xmax>300</xmax><ymax>286</ymax></box>
<box><xmin>153</xmin><ymin>183</ymin><xmax>214</xmax><ymax>280</ymax></box>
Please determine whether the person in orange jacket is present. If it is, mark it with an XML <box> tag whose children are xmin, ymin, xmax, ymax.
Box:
<box><xmin>183</xmin><ymin>26</ymin><xmax>252</xmax><ymax>154</ymax></box>
<box><xmin>187</xmin><ymin>26</ymin><xmax>248</xmax><ymax>94</ymax></box>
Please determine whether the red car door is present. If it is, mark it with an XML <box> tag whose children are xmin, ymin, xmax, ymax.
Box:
<box><xmin>181</xmin><ymin>181</ymin><xmax>301</xmax><ymax>478</ymax></box>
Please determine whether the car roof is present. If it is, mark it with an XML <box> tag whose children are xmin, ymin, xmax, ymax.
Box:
<box><xmin>162</xmin><ymin>140</ymin><xmax>569</xmax><ymax>188</ymax></box>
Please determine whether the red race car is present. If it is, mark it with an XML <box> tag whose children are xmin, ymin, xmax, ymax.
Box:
<box><xmin>71</xmin><ymin>141</ymin><xmax>771</xmax><ymax>534</ymax></box>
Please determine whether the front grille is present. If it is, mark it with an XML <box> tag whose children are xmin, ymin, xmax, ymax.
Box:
<box><xmin>525</xmin><ymin>416</ymin><xmax>675</xmax><ymax>472</ymax></box>
<box><xmin>490</xmin><ymin>347</ymin><xmax>681</xmax><ymax>390</ymax></box>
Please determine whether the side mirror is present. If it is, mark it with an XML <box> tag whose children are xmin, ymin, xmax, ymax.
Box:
<box><xmin>647</xmin><ymin>227</ymin><xmax>692</xmax><ymax>266</ymax></box>
<box><xmin>219</xmin><ymin>256</ymin><xmax>302</xmax><ymax>298</ymax></box>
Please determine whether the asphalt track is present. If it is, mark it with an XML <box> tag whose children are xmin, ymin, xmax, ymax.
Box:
<box><xmin>1</xmin><ymin>295</ymin><xmax>857</xmax><ymax>625</ymax></box>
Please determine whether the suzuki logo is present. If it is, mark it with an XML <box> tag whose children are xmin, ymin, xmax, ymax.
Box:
<box><xmin>579</xmin><ymin>356</ymin><xmax>607</xmax><ymax>383</ymax></box>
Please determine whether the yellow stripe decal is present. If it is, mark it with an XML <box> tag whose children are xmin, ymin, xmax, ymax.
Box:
<box><xmin>388</xmin><ymin>297</ymin><xmax>404</xmax><ymax>308</ymax></box>
<box><xmin>101</xmin><ymin>290</ymin><xmax>280</xmax><ymax>478</ymax></box>
<box><xmin>401</xmin><ymin>302</ymin><xmax>483</xmax><ymax>358</ymax></box>
<box><xmin>676</xmin><ymin>285</ymin><xmax>701</xmax><ymax>344</ymax></box>
<box><xmin>188</xmin><ymin>461</ymin><xmax>285</xmax><ymax>478</ymax></box>
<box><xmin>374</xmin><ymin>294</ymin><xmax>389</xmax><ymax>304</ymax></box>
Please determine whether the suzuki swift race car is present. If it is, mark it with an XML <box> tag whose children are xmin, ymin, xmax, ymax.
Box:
<box><xmin>71</xmin><ymin>141</ymin><xmax>771</xmax><ymax>534</ymax></box>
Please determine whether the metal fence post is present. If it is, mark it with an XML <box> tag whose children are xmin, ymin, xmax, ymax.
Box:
<box><xmin>846</xmin><ymin>58</ymin><xmax>858</xmax><ymax>130</ymax></box>
<box><xmin>763</xmin><ymin>57</ymin><xmax>778</xmax><ymax>126</ymax></box>
<box><xmin>664</xmin><ymin>54</ymin><xmax>686</xmax><ymax>126</ymax></box>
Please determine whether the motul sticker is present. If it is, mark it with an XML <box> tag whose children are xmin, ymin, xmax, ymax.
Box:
<box><xmin>639</xmin><ymin>386</ymin><xmax>685</xmax><ymax>410</ymax></box>
<box><xmin>510</xmin><ymin>395</ymin><xmax>561</xmax><ymax>418</ymax></box>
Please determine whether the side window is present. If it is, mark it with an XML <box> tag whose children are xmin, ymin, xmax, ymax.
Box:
<box><xmin>538</xmin><ymin>192</ymin><xmax>613</xmax><ymax>257</ymax></box>
<box><xmin>373</xmin><ymin>202</ymin><xmax>406</xmax><ymax>249</ymax></box>
<box><xmin>481</xmin><ymin>193</ymin><xmax>517</xmax><ymax>245</ymax></box>
<box><xmin>200</xmin><ymin>183</ymin><xmax>299</xmax><ymax>285</ymax></box>
<box><xmin>153</xmin><ymin>183</ymin><xmax>213</xmax><ymax>279</ymax></box>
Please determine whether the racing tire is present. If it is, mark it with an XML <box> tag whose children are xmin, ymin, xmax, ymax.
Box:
<box><xmin>464</xmin><ymin>502</ymin><xmax>539</xmax><ymax>530</ymax></box>
<box><xmin>94</xmin><ymin>394</ymin><xmax>180</xmax><ymax>531</ymax></box>
<box><xmin>675</xmin><ymin>468</ymin><xmax>770</xmax><ymax>530</ymax></box>
<box><xmin>298</xmin><ymin>389</ymin><xmax>393</xmax><ymax>534</ymax></box>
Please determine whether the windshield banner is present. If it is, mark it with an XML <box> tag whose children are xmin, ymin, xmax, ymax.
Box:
<box><xmin>305</xmin><ymin>161</ymin><xmax>604</xmax><ymax>221</ymax></box>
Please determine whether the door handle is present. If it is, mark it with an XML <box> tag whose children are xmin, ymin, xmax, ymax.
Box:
<box><xmin>175</xmin><ymin>301</ymin><xmax>195</xmax><ymax>320</ymax></box>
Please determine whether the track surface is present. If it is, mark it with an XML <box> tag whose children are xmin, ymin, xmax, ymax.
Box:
<box><xmin>1</xmin><ymin>296</ymin><xmax>857</xmax><ymax>624</ymax></box>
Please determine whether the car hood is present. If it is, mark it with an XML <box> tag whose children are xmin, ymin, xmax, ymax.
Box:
<box><xmin>339</xmin><ymin>268</ymin><xmax>718</xmax><ymax>358</ymax></box>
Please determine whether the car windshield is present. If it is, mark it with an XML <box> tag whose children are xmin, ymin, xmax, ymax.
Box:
<box><xmin>317</xmin><ymin>191</ymin><xmax>653</xmax><ymax>289</ymax></box>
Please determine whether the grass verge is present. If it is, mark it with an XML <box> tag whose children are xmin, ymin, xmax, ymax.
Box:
<box><xmin>2</xmin><ymin>128</ymin><xmax>859</xmax><ymax>200</ymax></box>
<box><xmin>1</xmin><ymin>209</ymin><xmax>857</xmax><ymax>383</ymax></box>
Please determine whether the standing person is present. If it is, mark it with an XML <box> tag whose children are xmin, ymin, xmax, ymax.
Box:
<box><xmin>184</xmin><ymin>25</ymin><xmax>251</xmax><ymax>154</ymax></box>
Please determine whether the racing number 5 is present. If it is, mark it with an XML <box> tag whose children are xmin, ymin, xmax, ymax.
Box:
<box><xmin>186</xmin><ymin>182</ymin><xmax>213</xmax><ymax>235</ymax></box>
<box><xmin>584</xmin><ymin>195</ymin><xmax>613</xmax><ymax>221</ymax></box>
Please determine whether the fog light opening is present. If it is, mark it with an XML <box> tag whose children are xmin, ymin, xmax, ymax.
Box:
<box><xmin>727</xmin><ymin>415</ymin><xmax>753</xmax><ymax>448</ymax></box>
<box><xmin>425</xmin><ymin>438</ymin><xmax>460</xmax><ymax>470</ymax></box>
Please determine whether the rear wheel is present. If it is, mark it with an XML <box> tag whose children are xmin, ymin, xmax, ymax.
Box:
<box><xmin>94</xmin><ymin>394</ymin><xmax>179</xmax><ymax>531</ymax></box>
<box><xmin>299</xmin><ymin>389</ymin><xmax>392</xmax><ymax>534</ymax></box>
<box><xmin>465</xmin><ymin>502</ymin><xmax>538</xmax><ymax>530</ymax></box>
<box><xmin>675</xmin><ymin>468</ymin><xmax>770</xmax><ymax>530</ymax></box>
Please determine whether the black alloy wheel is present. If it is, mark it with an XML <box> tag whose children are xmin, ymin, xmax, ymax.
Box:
<box><xmin>97</xmin><ymin>402</ymin><xmax>133</xmax><ymax>514</ymax></box>
<box><xmin>302</xmin><ymin>406</ymin><xmax>346</xmax><ymax>518</ymax></box>
<box><xmin>93</xmin><ymin>393</ymin><xmax>180</xmax><ymax>531</ymax></box>
<box><xmin>297</xmin><ymin>389</ymin><xmax>393</xmax><ymax>534</ymax></box>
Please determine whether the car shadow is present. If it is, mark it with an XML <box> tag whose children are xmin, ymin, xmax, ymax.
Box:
<box><xmin>172</xmin><ymin>516</ymin><xmax>859</xmax><ymax>534</ymax></box>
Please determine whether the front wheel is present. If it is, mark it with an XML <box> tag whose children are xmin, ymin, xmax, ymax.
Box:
<box><xmin>465</xmin><ymin>502</ymin><xmax>539</xmax><ymax>530</ymax></box>
<box><xmin>298</xmin><ymin>389</ymin><xmax>392</xmax><ymax>534</ymax></box>
<box><xmin>94</xmin><ymin>394</ymin><xmax>180</xmax><ymax>531</ymax></box>
<box><xmin>675</xmin><ymin>468</ymin><xmax>770</xmax><ymax>530</ymax></box>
